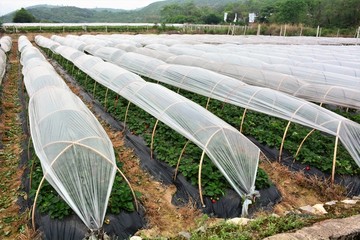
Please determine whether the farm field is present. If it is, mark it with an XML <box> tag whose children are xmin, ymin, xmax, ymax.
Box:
<box><xmin>1</xmin><ymin>33</ymin><xmax>360</xmax><ymax>240</ymax></box>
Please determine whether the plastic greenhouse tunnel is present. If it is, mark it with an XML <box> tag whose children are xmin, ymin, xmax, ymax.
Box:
<box><xmin>102</xmin><ymin>35</ymin><xmax>360</xmax><ymax>84</ymax></box>
<box><xmin>35</xmin><ymin>35</ymin><xmax>262</xmax><ymax>216</ymax></box>
<box><xmin>19</xmin><ymin>36</ymin><xmax>136</xmax><ymax>238</ymax></box>
<box><xmin>162</xmin><ymin>44</ymin><xmax>360</xmax><ymax>89</ymax></box>
<box><xmin>0</xmin><ymin>35</ymin><xmax>12</xmax><ymax>53</ymax></box>
<box><xmin>0</xmin><ymin>36</ymin><xmax>12</xmax><ymax>82</ymax></box>
<box><xmin>47</xmin><ymin>35</ymin><xmax>360</xmax><ymax>184</ymax></box>
<box><xmin>165</xmin><ymin>55</ymin><xmax>360</xmax><ymax>111</ymax></box>
<box><xmin>108</xmin><ymin>41</ymin><xmax>360</xmax><ymax>110</ymax></box>
<box><xmin>0</xmin><ymin>48</ymin><xmax>6</xmax><ymax>82</ymax></box>
<box><xmin>136</xmin><ymin>43</ymin><xmax>360</xmax><ymax>110</ymax></box>
<box><xmin>214</xmin><ymin>43</ymin><xmax>360</xmax><ymax>75</ymax></box>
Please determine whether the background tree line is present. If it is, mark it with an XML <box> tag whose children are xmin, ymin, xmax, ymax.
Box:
<box><xmin>13</xmin><ymin>8</ymin><xmax>37</xmax><ymax>23</ymax></box>
<box><xmin>161</xmin><ymin>0</ymin><xmax>360</xmax><ymax>28</ymax></box>
<box><xmin>11</xmin><ymin>0</ymin><xmax>360</xmax><ymax>29</ymax></box>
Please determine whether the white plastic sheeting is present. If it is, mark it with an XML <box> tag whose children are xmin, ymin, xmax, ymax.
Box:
<box><xmin>36</xmin><ymin>35</ymin><xmax>261</xmax><ymax>214</ymax></box>
<box><xmin>161</xmin><ymin>45</ymin><xmax>360</xmax><ymax>89</ymax></box>
<box><xmin>68</xmin><ymin>34</ymin><xmax>113</xmax><ymax>48</ymax></box>
<box><xmin>101</xmin><ymin>35</ymin><xmax>360</xmax><ymax>87</ymax></box>
<box><xmin>0</xmin><ymin>49</ymin><xmax>6</xmax><ymax>82</ymax></box>
<box><xmin>22</xmin><ymin>59</ymin><xmax>69</xmax><ymax>96</ymax></box>
<box><xmin>216</xmin><ymin>44</ymin><xmax>360</xmax><ymax>71</ymax></box>
<box><xmin>19</xmin><ymin>36</ymin><xmax>117</xmax><ymax>231</ymax></box>
<box><xmin>109</xmin><ymin>34</ymin><xmax>360</xmax><ymax>46</ymax></box>
<box><xmin>181</xmin><ymin>43</ymin><xmax>360</xmax><ymax>78</ymax></box>
<box><xmin>51</xmin><ymin>35</ymin><xmax>87</xmax><ymax>51</ymax></box>
<box><xmin>81</xmin><ymin>45</ymin><xmax>360</xmax><ymax>172</ymax></box>
<box><xmin>166</xmin><ymin>55</ymin><xmax>360</xmax><ymax>110</ymax></box>
<box><xmin>57</xmin><ymin>34</ymin><xmax>360</xmax><ymax>110</ymax></box>
<box><xmin>18</xmin><ymin>35</ymin><xmax>33</xmax><ymax>52</ymax></box>
<box><xmin>0</xmin><ymin>36</ymin><xmax>12</xmax><ymax>53</ymax></box>
<box><xmin>0</xmin><ymin>36</ymin><xmax>12</xmax><ymax>82</ymax></box>
<box><xmin>106</xmin><ymin>40</ymin><xmax>360</xmax><ymax>110</ymax></box>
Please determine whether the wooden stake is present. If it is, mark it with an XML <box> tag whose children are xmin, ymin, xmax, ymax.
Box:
<box><xmin>331</xmin><ymin>122</ymin><xmax>342</xmax><ymax>184</ymax></box>
<box><xmin>92</xmin><ymin>81</ymin><xmax>97</xmax><ymax>96</ymax></box>
<box><xmin>279</xmin><ymin>121</ymin><xmax>291</xmax><ymax>161</ymax></box>
<box><xmin>123</xmin><ymin>102</ymin><xmax>131</xmax><ymax>132</ymax></box>
<box><xmin>150</xmin><ymin>119</ymin><xmax>159</xmax><ymax>159</ymax></box>
<box><xmin>174</xmin><ymin>140</ymin><xmax>190</xmax><ymax>180</ymax></box>
<box><xmin>205</xmin><ymin>96</ymin><xmax>211</xmax><ymax>110</ymax></box>
<box><xmin>239</xmin><ymin>109</ymin><xmax>248</xmax><ymax>133</ymax></box>
<box><xmin>295</xmin><ymin>129</ymin><xmax>316</xmax><ymax>160</ymax></box>
<box><xmin>198</xmin><ymin>150</ymin><xmax>206</xmax><ymax>207</ymax></box>
<box><xmin>104</xmin><ymin>88</ymin><xmax>109</xmax><ymax>110</ymax></box>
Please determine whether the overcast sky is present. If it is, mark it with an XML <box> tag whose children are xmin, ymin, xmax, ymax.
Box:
<box><xmin>0</xmin><ymin>0</ymin><xmax>164</xmax><ymax>16</ymax></box>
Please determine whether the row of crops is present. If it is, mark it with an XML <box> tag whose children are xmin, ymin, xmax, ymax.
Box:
<box><xmin>35</xmin><ymin>35</ymin><xmax>263</xmax><ymax>213</ymax></box>
<box><xmin>40</xmin><ymin>34</ymin><xmax>360</xmax><ymax>180</ymax></box>
<box><xmin>36</xmin><ymin>33</ymin><xmax>360</xmax><ymax>180</ymax></box>
<box><xmin>2</xmin><ymin>23</ymin><xmax>180</xmax><ymax>34</ymax></box>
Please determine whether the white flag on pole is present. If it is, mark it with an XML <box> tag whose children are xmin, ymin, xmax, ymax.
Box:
<box><xmin>249</xmin><ymin>13</ymin><xmax>256</xmax><ymax>23</ymax></box>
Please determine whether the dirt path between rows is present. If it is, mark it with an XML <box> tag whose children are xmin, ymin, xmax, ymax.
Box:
<box><xmin>108</xmin><ymin>131</ymin><xmax>201</xmax><ymax>238</ymax></box>
<box><xmin>0</xmin><ymin>40</ymin><xmax>35</xmax><ymax>239</ymax></box>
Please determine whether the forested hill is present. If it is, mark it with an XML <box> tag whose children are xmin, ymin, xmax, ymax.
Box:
<box><xmin>1</xmin><ymin>0</ymin><xmax>359</xmax><ymax>28</ymax></box>
<box><xmin>0</xmin><ymin>0</ymin><xmax>239</xmax><ymax>23</ymax></box>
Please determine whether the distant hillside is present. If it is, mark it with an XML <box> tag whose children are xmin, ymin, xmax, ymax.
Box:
<box><xmin>0</xmin><ymin>0</ymin><xmax>239</xmax><ymax>23</ymax></box>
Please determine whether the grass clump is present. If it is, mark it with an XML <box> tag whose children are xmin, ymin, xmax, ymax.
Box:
<box><xmin>181</xmin><ymin>214</ymin><xmax>306</xmax><ymax>240</ymax></box>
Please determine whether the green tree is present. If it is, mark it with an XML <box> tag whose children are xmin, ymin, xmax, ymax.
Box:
<box><xmin>13</xmin><ymin>8</ymin><xmax>36</xmax><ymax>23</ymax></box>
<box><xmin>257</xmin><ymin>4</ymin><xmax>276</xmax><ymax>23</ymax></box>
<box><xmin>202</xmin><ymin>13</ymin><xmax>221</xmax><ymax>24</ymax></box>
<box><xmin>157</xmin><ymin>0</ymin><xmax>359</xmax><ymax>27</ymax></box>
<box><xmin>161</xmin><ymin>2</ymin><xmax>203</xmax><ymax>23</ymax></box>
<box><xmin>276</xmin><ymin>0</ymin><xmax>307</xmax><ymax>24</ymax></box>
<box><xmin>334</xmin><ymin>0</ymin><xmax>360</xmax><ymax>28</ymax></box>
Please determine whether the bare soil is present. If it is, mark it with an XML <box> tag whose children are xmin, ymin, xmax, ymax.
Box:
<box><xmin>260</xmin><ymin>159</ymin><xmax>346</xmax><ymax>216</ymax></box>
<box><xmin>0</xmin><ymin>39</ymin><xmax>37</xmax><ymax>240</ymax></box>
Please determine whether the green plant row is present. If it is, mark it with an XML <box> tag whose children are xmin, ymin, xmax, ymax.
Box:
<box><xmin>28</xmin><ymin>124</ymin><xmax>136</xmax><ymax>220</ymax></box>
<box><xmin>47</xmin><ymin>48</ymin><xmax>359</xmax><ymax>203</ymax></box>
<box><xmin>144</xmin><ymin>77</ymin><xmax>359</xmax><ymax>176</ymax></box>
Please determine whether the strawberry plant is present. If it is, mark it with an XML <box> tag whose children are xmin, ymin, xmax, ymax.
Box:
<box><xmin>28</xmin><ymin>140</ymin><xmax>136</xmax><ymax>219</ymax></box>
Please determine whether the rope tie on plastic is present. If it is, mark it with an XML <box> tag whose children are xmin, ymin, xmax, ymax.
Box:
<box><xmin>241</xmin><ymin>189</ymin><xmax>260</xmax><ymax>217</ymax></box>
<box><xmin>83</xmin><ymin>228</ymin><xmax>110</xmax><ymax>240</ymax></box>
